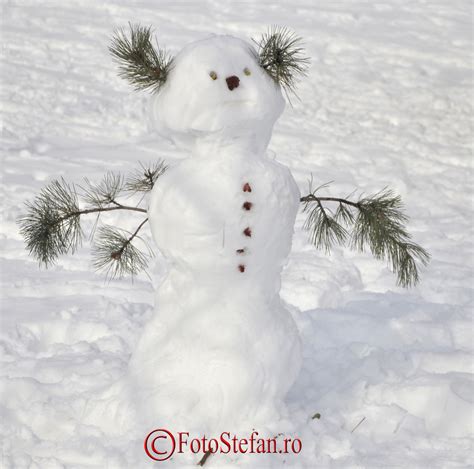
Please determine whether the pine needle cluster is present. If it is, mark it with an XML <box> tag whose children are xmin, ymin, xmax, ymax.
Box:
<box><xmin>19</xmin><ymin>179</ymin><xmax>82</xmax><ymax>266</ymax></box>
<box><xmin>18</xmin><ymin>161</ymin><xmax>167</xmax><ymax>279</ymax></box>
<box><xmin>83</xmin><ymin>172</ymin><xmax>125</xmax><ymax>208</ymax></box>
<box><xmin>109</xmin><ymin>23</ymin><xmax>173</xmax><ymax>93</ymax></box>
<box><xmin>92</xmin><ymin>223</ymin><xmax>149</xmax><ymax>278</ymax></box>
<box><xmin>301</xmin><ymin>181</ymin><xmax>430</xmax><ymax>287</ymax></box>
<box><xmin>125</xmin><ymin>160</ymin><xmax>168</xmax><ymax>193</ymax></box>
<box><xmin>254</xmin><ymin>26</ymin><xmax>310</xmax><ymax>95</ymax></box>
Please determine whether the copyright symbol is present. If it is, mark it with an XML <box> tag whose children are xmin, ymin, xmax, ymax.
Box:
<box><xmin>144</xmin><ymin>428</ymin><xmax>176</xmax><ymax>461</ymax></box>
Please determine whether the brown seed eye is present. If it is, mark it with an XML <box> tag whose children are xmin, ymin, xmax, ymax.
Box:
<box><xmin>244</xmin><ymin>67</ymin><xmax>251</xmax><ymax>76</ymax></box>
<box><xmin>209</xmin><ymin>71</ymin><xmax>218</xmax><ymax>80</ymax></box>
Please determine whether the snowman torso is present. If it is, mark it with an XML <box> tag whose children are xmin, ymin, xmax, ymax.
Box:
<box><xmin>149</xmin><ymin>151</ymin><xmax>300</xmax><ymax>290</ymax></box>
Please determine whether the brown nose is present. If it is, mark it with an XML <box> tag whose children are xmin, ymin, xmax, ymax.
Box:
<box><xmin>226</xmin><ymin>75</ymin><xmax>240</xmax><ymax>91</ymax></box>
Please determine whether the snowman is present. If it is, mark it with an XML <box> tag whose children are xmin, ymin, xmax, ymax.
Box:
<box><xmin>102</xmin><ymin>26</ymin><xmax>308</xmax><ymax>450</ymax></box>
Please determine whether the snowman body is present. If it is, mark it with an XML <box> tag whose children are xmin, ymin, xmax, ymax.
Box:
<box><xmin>128</xmin><ymin>35</ymin><xmax>302</xmax><ymax>434</ymax></box>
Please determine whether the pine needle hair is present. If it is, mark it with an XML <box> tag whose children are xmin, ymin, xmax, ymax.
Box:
<box><xmin>109</xmin><ymin>23</ymin><xmax>310</xmax><ymax>98</ymax></box>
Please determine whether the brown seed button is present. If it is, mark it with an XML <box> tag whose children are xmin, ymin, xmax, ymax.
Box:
<box><xmin>243</xmin><ymin>227</ymin><xmax>252</xmax><ymax>237</ymax></box>
<box><xmin>238</xmin><ymin>264</ymin><xmax>245</xmax><ymax>273</ymax></box>
<box><xmin>243</xmin><ymin>182</ymin><xmax>252</xmax><ymax>192</ymax></box>
<box><xmin>242</xmin><ymin>201</ymin><xmax>253</xmax><ymax>211</ymax></box>
<box><xmin>236</xmin><ymin>248</ymin><xmax>245</xmax><ymax>254</ymax></box>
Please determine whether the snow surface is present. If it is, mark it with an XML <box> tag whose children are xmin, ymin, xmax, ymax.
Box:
<box><xmin>1</xmin><ymin>0</ymin><xmax>473</xmax><ymax>468</ymax></box>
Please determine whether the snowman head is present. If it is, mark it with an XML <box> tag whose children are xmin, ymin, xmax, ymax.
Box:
<box><xmin>153</xmin><ymin>35</ymin><xmax>288</xmax><ymax>147</ymax></box>
<box><xmin>110</xmin><ymin>25</ymin><xmax>309</xmax><ymax>148</ymax></box>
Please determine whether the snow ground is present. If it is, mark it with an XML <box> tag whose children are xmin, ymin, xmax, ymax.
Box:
<box><xmin>1</xmin><ymin>0</ymin><xmax>473</xmax><ymax>467</ymax></box>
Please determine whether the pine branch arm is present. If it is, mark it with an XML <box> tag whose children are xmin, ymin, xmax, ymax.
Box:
<box><xmin>300</xmin><ymin>186</ymin><xmax>430</xmax><ymax>287</ymax></box>
<box><xmin>300</xmin><ymin>193</ymin><xmax>360</xmax><ymax>209</ymax></box>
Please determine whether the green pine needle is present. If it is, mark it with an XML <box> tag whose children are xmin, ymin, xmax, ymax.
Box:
<box><xmin>92</xmin><ymin>224</ymin><xmax>149</xmax><ymax>279</ymax></box>
<box><xmin>352</xmin><ymin>190</ymin><xmax>430</xmax><ymax>287</ymax></box>
<box><xmin>18</xmin><ymin>179</ymin><xmax>82</xmax><ymax>266</ymax></box>
<box><xmin>301</xmin><ymin>185</ymin><xmax>430</xmax><ymax>288</ymax></box>
<box><xmin>109</xmin><ymin>23</ymin><xmax>173</xmax><ymax>93</ymax></box>
<box><xmin>82</xmin><ymin>172</ymin><xmax>125</xmax><ymax>208</ymax></box>
<box><xmin>125</xmin><ymin>160</ymin><xmax>168</xmax><ymax>193</ymax></box>
<box><xmin>303</xmin><ymin>200</ymin><xmax>348</xmax><ymax>252</ymax></box>
<box><xmin>254</xmin><ymin>26</ymin><xmax>310</xmax><ymax>95</ymax></box>
<box><xmin>334</xmin><ymin>201</ymin><xmax>355</xmax><ymax>225</ymax></box>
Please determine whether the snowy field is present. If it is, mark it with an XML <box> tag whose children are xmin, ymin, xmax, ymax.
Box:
<box><xmin>1</xmin><ymin>0</ymin><xmax>473</xmax><ymax>467</ymax></box>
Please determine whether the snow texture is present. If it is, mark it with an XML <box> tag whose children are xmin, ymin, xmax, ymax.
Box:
<box><xmin>1</xmin><ymin>1</ymin><xmax>473</xmax><ymax>468</ymax></box>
